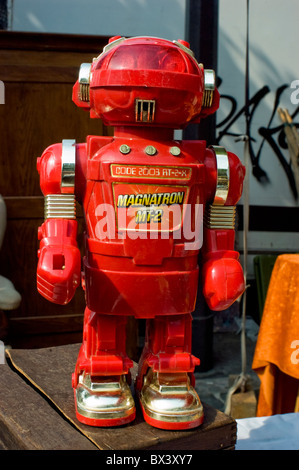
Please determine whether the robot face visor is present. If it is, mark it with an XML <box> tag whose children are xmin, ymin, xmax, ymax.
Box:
<box><xmin>95</xmin><ymin>44</ymin><xmax>199</xmax><ymax>75</ymax></box>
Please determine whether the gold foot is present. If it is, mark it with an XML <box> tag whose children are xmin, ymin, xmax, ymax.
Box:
<box><xmin>75</xmin><ymin>372</ymin><xmax>135</xmax><ymax>426</ymax></box>
<box><xmin>139</xmin><ymin>369</ymin><xmax>204</xmax><ymax>430</ymax></box>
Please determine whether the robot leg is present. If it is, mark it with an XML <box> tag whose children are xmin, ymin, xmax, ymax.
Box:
<box><xmin>136</xmin><ymin>314</ymin><xmax>204</xmax><ymax>430</ymax></box>
<box><xmin>72</xmin><ymin>308</ymin><xmax>135</xmax><ymax>426</ymax></box>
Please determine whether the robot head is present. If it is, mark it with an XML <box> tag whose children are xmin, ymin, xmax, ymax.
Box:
<box><xmin>73</xmin><ymin>36</ymin><xmax>219</xmax><ymax>129</ymax></box>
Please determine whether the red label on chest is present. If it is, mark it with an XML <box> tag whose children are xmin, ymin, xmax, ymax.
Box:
<box><xmin>112</xmin><ymin>182</ymin><xmax>189</xmax><ymax>233</ymax></box>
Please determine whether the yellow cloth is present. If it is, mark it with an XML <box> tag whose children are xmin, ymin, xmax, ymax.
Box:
<box><xmin>252</xmin><ymin>254</ymin><xmax>299</xmax><ymax>416</ymax></box>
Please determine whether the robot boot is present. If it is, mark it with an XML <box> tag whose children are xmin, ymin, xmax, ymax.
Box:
<box><xmin>72</xmin><ymin>310</ymin><xmax>135</xmax><ymax>426</ymax></box>
<box><xmin>75</xmin><ymin>371</ymin><xmax>135</xmax><ymax>427</ymax></box>
<box><xmin>139</xmin><ymin>369</ymin><xmax>203</xmax><ymax>430</ymax></box>
<box><xmin>136</xmin><ymin>314</ymin><xmax>204</xmax><ymax>430</ymax></box>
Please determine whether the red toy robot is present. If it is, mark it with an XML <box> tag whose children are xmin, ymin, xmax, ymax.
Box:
<box><xmin>36</xmin><ymin>36</ymin><xmax>245</xmax><ymax>430</ymax></box>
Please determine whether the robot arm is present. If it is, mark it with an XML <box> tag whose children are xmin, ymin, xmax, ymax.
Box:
<box><xmin>202</xmin><ymin>146</ymin><xmax>246</xmax><ymax>311</ymax></box>
<box><xmin>36</xmin><ymin>140</ymin><xmax>81</xmax><ymax>305</ymax></box>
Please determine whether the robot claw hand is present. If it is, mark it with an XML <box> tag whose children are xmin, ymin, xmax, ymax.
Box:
<box><xmin>37</xmin><ymin>244</ymin><xmax>81</xmax><ymax>305</ymax></box>
<box><xmin>202</xmin><ymin>253</ymin><xmax>245</xmax><ymax>311</ymax></box>
<box><xmin>37</xmin><ymin>218</ymin><xmax>81</xmax><ymax>305</ymax></box>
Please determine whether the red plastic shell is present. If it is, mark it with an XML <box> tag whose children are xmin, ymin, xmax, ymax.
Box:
<box><xmin>37</xmin><ymin>219</ymin><xmax>81</xmax><ymax>305</ymax></box>
<box><xmin>37</xmin><ymin>35</ymin><xmax>245</xmax><ymax>429</ymax></box>
<box><xmin>72</xmin><ymin>36</ymin><xmax>220</xmax><ymax>128</ymax></box>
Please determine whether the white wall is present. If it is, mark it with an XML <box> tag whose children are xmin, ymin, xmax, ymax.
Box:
<box><xmin>11</xmin><ymin>0</ymin><xmax>298</xmax><ymax>204</ymax></box>
<box><xmin>9</xmin><ymin>0</ymin><xmax>299</xmax><ymax>274</ymax></box>
<box><xmin>9</xmin><ymin>0</ymin><xmax>186</xmax><ymax>40</ymax></box>
<box><xmin>217</xmin><ymin>0</ymin><xmax>299</xmax><ymax>274</ymax></box>
<box><xmin>218</xmin><ymin>0</ymin><xmax>299</xmax><ymax>208</ymax></box>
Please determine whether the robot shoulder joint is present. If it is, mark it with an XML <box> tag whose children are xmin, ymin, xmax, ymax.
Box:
<box><xmin>37</xmin><ymin>140</ymin><xmax>76</xmax><ymax>196</ymax></box>
<box><xmin>205</xmin><ymin>145</ymin><xmax>245</xmax><ymax>206</ymax></box>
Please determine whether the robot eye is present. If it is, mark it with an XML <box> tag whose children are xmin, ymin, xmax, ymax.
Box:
<box><xmin>108</xmin><ymin>45</ymin><xmax>188</xmax><ymax>73</ymax></box>
<box><xmin>157</xmin><ymin>49</ymin><xmax>187</xmax><ymax>72</ymax></box>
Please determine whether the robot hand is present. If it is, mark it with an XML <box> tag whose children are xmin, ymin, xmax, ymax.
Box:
<box><xmin>37</xmin><ymin>245</ymin><xmax>81</xmax><ymax>304</ymax></box>
<box><xmin>202</xmin><ymin>251</ymin><xmax>245</xmax><ymax>311</ymax></box>
<box><xmin>37</xmin><ymin>219</ymin><xmax>81</xmax><ymax>305</ymax></box>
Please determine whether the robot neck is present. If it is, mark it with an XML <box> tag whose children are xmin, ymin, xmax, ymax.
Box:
<box><xmin>114</xmin><ymin>126</ymin><xmax>175</xmax><ymax>142</ymax></box>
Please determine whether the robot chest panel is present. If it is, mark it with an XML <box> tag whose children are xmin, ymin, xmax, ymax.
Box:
<box><xmin>85</xmin><ymin>160</ymin><xmax>204</xmax><ymax>241</ymax></box>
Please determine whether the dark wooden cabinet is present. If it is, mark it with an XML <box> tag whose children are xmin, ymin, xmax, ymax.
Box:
<box><xmin>0</xmin><ymin>31</ymin><xmax>112</xmax><ymax>348</ymax></box>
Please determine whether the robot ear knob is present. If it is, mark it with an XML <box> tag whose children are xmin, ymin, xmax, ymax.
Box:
<box><xmin>78</xmin><ymin>63</ymin><xmax>92</xmax><ymax>102</ymax></box>
<box><xmin>202</xmin><ymin>69</ymin><xmax>216</xmax><ymax>108</ymax></box>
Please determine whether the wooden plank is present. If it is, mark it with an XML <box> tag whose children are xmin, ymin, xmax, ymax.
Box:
<box><xmin>0</xmin><ymin>439</ymin><xmax>9</xmax><ymax>450</ymax></box>
<box><xmin>0</xmin><ymin>31</ymin><xmax>110</xmax><ymax>53</ymax></box>
<box><xmin>0</xmin><ymin>34</ymin><xmax>109</xmax><ymax>83</ymax></box>
<box><xmin>4</xmin><ymin>197</ymin><xmax>44</xmax><ymax>219</ymax></box>
<box><xmin>0</xmin><ymin>65</ymin><xmax>80</xmax><ymax>83</ymax></box>
<box><xmin>3</xmin><ymin>197</ymin><xmax>83</xmax><ymax>219</ymax></box>
<box><xmin>6</xmin><ymin>344</ymin><xmax>237</xmax><ymax>450</ymax></box>
<box><xmin>0</xmin><ymin>50</ymin><xmax>101</xmax><ymax>83</ymax></box>
<box><xmin>0</xmin><ymin>49</ymin><xmax>100</xmax><ymax>67</ymax></box>
<box><xmin>0</xmin><ymin>215</ymin><xmax>86</xmax><ymax>325</ymax></box>
<box><xmin>0</xmin><ymin>361</ymin><xmax>97</xmax><ymax>450</ymax></box>
<box><xmin>8</xmin><ymin>313</ymin><xmax>84</xmax><ymax>336</ymax></box>
<box><xmin>0</xmin><ymin>31</ymin><xmax>112</xmax><ymax>345</ymax></box>
<box><xmin>0</xmin><ymin>82</ymin><xmax>107</xmax><ymax>198</ymax></box>
<box><xmin>7</xmin><ymin>331</ymin><xmax>83</xmax><ymax>350</ymax></box>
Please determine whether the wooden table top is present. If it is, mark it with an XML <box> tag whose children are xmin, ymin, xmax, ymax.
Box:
<box><xmin>0</xmin><ymin>343</ymin><xmax>236</xmax><ymax>451</ymax></box>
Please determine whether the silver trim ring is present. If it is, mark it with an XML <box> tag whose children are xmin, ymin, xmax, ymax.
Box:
<box><xmin>44</xmin><ymin>194</ymin><xmax>76</xmax><ymax>220</ymax></box>
<box><xmin>210</xmin><ymin>145</ymin><xmax>230</xmax><ymax>205</ymax></box>
<box><xmin>78</xmin><ymin>63</ymin><xmax>91</xmax><ymax>102</ymax></box>
<box><xmin>204</xmin><ymin>205</ymin><xmax>236</xmax><ymax>230</ymax></box>
<box><xmin>202</xmin><ymin>69</ymin><xmax>215</xmax><ymax>107</ymax></box>
<box><xmin>61</xmin><ymin>139</ymin><xmax>76</xmax><ymax>194</ymax></box>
